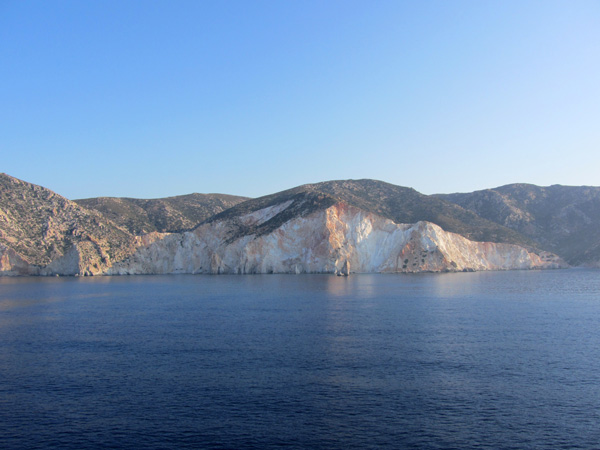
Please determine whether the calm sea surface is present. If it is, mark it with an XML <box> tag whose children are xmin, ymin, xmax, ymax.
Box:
<box><xmin>1</xmin><ymin>270</ymin><xmax>600</xmax><ymax>449</ymax></box>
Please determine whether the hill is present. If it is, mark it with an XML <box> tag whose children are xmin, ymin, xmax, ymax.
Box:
<box><xmin>203</xmin><ymin>179</ymin><xmax>537</xmax><ymax>249</ymax></box>
<box><xmin>0</xmin><ymin>173</ymin><xmax>138</xmax><ymax>275</ymax></box>
<box><xmin>437</xmin><ymin>184</ymin><xmax>600</xmax><ymax>266</ymax></box>
<box><xmin>75</xmin><ymin>193</ymin><xmax>249</xmax><ymax>234</ymax></box>
<box><xmin>112</xmin><ymin>179</ymin><xmax>560</xmax><ymax>275</ymax></box>
<box><xmin>3</xmin><ymin>175</ymin><xmax>592</xmax><ymax>275</ymax></box>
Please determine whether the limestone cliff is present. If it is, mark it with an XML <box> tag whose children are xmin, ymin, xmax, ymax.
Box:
<box><xmin>110</xmin><ymin>202</ymin><xmax>563</xmax><ymax>275</ymax></box>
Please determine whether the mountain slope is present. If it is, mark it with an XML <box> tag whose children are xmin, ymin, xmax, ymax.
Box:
<box><xmin>112</xmin><ymin>192</ymin><xmax>562</xmax><ymax>275</ymax></box>
<box><xmin>203</xmin><ymin>179</ymin><xmax>537</xmax><ymax>249</ymax></box>
<box><xmin>437</xmin><ymin>184</ymin><xmax>600</xmax><ymax>266</ymax></box>
<box><xmin>0</xmin><ymin>173</ymin><xmax>140</xmax><ymax>275</ymax></box>
<box><xmin>75</xmin><ymin>193</ymin><xmax>249</xmax><ymax>234</ymax></box>
<box><xmin>0</xmin><ymin>175</ymin><xmax>575</xmax><ymax>276</ymax></box>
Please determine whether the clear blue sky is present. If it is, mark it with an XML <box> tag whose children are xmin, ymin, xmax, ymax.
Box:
<box><xmin>1</xmin><ymin>0</ymin><xmax>599</xmax><ymax>199</ymax></box>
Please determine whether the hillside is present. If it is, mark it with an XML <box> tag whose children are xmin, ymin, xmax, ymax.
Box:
<box><xmin>437</xmin><ymin>184</ymin><xmax>600</xmax><ymax>266</ymax></box>
<box><xmin>112</xmin><ymin>182</ymin><xmax>561</xmax><ymax>275</ymax></box>
<box><xmin>0</xmin><ymin>173</ymin><xmax>139</xmax><ymax>274</ymax></box>
<box><xmin>203</xmin><ymin>179</ymin><xmax>537</xmax><ymax>249</ymax></box>
<box><xmin>76</xmin><ymin>193</ymin><xmax>249</xmax><ymax>234</ymax></box>
<box><xmin>3</xmin><ymin>174</ymin><xmax>593</xmax><ymax>276</ymax></box>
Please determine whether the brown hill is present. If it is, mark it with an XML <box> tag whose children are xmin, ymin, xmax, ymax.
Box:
<box><xmin>204</xmin><ymin>179</ymin><xmax>536</xmax><ymax>249</ymax></box>
<box><xmin>437</xmin><ymin>184</ymin><xmax>600</xmax><ymax>266</ymax></box>
<box><xmin>0</xmin><ymin>173</ymin><xmax>138</xmax><ymax>274</ymax></box>
<box><xmin>75</xmin><ymin>193</ymin><xmax>249</xmax><ymax>234</ymax></box>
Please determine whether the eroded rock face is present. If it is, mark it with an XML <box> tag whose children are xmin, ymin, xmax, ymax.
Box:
<box><xmin>0</xmin><ymin>174</ymin><xmax>568</xmax><ymax>276</ymax></box>
<box><xmin>110</xmin><ymin>202</ymin><xmax>564</xmax><ymax>275</ymax></box>
<box><xmin>0</xmin><ymin>173</ymin><xmax>168</xmax><ymax>276</ymax></box>
<box><xmin>0</xmin><ymin>244</ymin><xmax>36</xmax><ymax>275</ymax></box>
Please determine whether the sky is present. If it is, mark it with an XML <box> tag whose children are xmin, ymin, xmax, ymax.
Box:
<box><xmin>1</xmin><ymin>0</ymin><xmax>599</xmax><ymax>199</ymax></box>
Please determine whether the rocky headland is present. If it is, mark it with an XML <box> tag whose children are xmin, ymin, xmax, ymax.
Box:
<box><xmin>1</xmin><ymin>173</ymin><xmax>594</xmax><ymax>276</ymax></box>
<box><xmin>0</xmin><ymin>173</ymin><xmax>139</xmax><ymax>276</ymax></box>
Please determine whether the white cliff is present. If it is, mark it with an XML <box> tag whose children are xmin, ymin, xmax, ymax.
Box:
<box><xmin>109</xmin><ymin>202</ymin><xmax>564</xmax><ymax>275</ymax></box>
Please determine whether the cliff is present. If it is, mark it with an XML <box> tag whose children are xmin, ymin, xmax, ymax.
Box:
<box><xmin>205</xmin><ymin>179</ymin><xmax>536</xmax><ymax>249</ymax></box>
<box><xmin>0</xmin><ymin>175</ymin><xmax>575</xmax><ymax>276</ymax></box>
<box><xmin>110</xmin><ymin>201</ymin><xmax>563</xmax><ymax>275</ymax></box>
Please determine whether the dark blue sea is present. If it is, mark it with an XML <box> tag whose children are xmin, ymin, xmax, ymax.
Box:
<box><xmin>1</xmin><ymin>270</ymin><xmax>600</xmax><ymax>449</ymax></box>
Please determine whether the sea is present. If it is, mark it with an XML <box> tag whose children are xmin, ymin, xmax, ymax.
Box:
<box><xmin>1</xmin><ymin>269</ymin><xmax>599</xmax><ymax>450</ymax></box>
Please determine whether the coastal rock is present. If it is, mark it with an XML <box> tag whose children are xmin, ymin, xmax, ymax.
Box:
<box><xmin>110</xmin><ymin>202</ymin><xmax>564</xmax><ymax>275</ymax></box>
<box><xmin>0</xmin><ymin>173</ymin><xmax>140</xmax><ymax>275</ymax></box>
<box><xmin>0</xmin><ymin>243</ymin><xmax>37</xmax><ymax>275</ymax></box>
<box><xmin>0</xmin><ymin>175</ymin><xmax>574</xmax><ymax>276</ymax></box>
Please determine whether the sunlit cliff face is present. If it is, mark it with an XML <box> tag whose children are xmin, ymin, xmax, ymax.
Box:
<box><xmin>108</xmin><ymin>202</ymin><xmax>564</xmax><ymax>276</ymax></box>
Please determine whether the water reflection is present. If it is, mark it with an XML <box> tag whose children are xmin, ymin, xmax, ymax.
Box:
<box><xmin>429</xmin><ymin>272</ymin><xmax>483</xmax><ymax>298</ymax></box>
<box><xmin>325</xmin><ymin>274</ymin><xmax>377</xmax><ymax>298</ymax></box>
<box><xmin>426</xmin><ymin>269</ymin><xmax>599</xmax><ymax>299</ymax></box>
<box><xmin>0</xmin><ymin>290</ymin><xmax>112</xmax><ymax>312</ymax></box>
<box><xmin>2</xmin><ymin>271</ymin><xmax>600</xmax><ymax>450</ymax></box>
<box><xmin>0</xmin><ymin>277</ymin><xmax>120</xmax><ymax>321</ymax></box>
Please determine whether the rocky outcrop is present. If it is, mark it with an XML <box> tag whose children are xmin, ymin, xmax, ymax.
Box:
<box><xmin>0</xmin><ymin>173</ymin><xmax>140</xmax><ymax>275</ymax></box>
<box><xmin>110</xmin><ymin>202</ymin><xmax>564</xmax><ymax>275</ymax></box>
<box><xmin>0</xmin><ymin>243</ymin><xmax>36</xmax><ymax>275</ymax></box>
